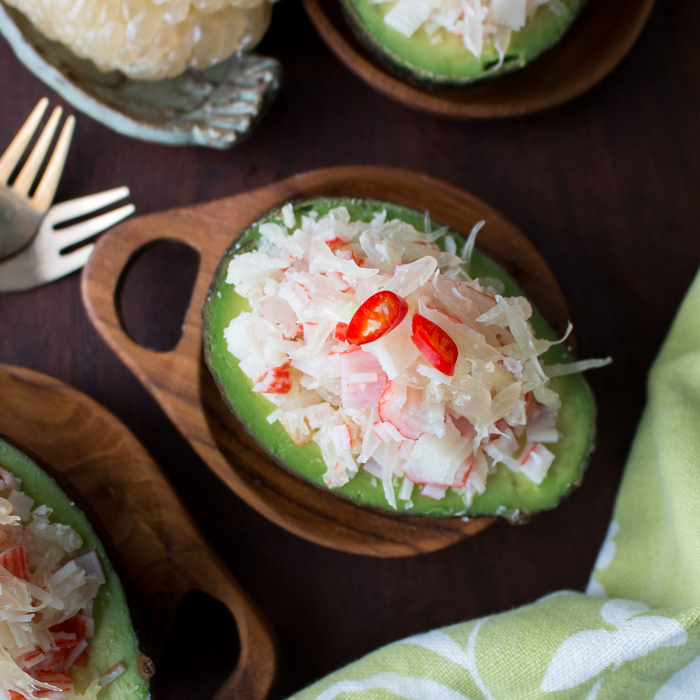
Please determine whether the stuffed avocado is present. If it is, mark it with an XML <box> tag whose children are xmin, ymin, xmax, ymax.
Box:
<box><xmin>0</xmin><ymin>437</ymin><xmax>150</xmax><ymax>700</ymax></box>
<box><xmin>341</xmin><ymin>0</ymin><xmax>584</xmax><ymax>86</ymax></box>
<box><xmin>203</xmin><ymin>198</ymin><xmax>603</xmax><ymax>523</ymax></box>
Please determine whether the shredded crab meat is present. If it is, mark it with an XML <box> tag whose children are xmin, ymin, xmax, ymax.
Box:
<box><xmin>224</xmin><ymin>206</ymin><xmax>607</xmax><ymax>508</ymax></box>
<box><xmin>375</xmin><ymin>0</ymin><xmax>568</xmax><ymax>63</ymax></box>
<box><xmin>0</xmin><ymin>468</ymin><xmax>109</xmax><ymax>699</ymax></box>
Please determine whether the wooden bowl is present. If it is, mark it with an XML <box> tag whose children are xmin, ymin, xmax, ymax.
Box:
<box><xmin>81</xmin><ymin>166</ymin><xmax>571</xmax><ymax>557</ymax></box>
<box><xmin>0</xmin><ymin>363</ymin><xmax>275</xmax><ymax>700</ymax></box>
<box><xmin>300</xmin><ymin>0</ymin><xmax>656</xmax><ymax>118</ymax></box>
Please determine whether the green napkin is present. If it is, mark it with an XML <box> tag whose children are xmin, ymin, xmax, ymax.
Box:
<box><xmin>290</xmin><ymin>269</ymin><xmax>700</xmax><ymax>700</ymax></box>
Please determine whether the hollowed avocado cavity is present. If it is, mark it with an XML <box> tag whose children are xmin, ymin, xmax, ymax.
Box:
<box><xmin>203</xmin><ymin>198</ymin><xmax>595</xmax><ymax>522</ymax></box>
<box><xmin>0</xmin><ymin>437</ymin><xmax>150</xmax><ymax>699</ymax></box>
<box><xmin>341</xmin><ymin>0</ymin><xmax>584</xmax><ymax>86</ymax></box>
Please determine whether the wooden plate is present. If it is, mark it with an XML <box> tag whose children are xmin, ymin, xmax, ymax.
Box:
<box><xmin>0</xmin><ymin>363</ymin><xmax>275</xmax><ymax>700</ymax></box>
<box><xmin>81</xmin><ymin>166</ymin><xmax>570</xmax><ymax>557</ymax></box>
<box><xmin>301</xmin><ymin>0</ymin><xmax>656</xmax><ymax>118</ymax></box>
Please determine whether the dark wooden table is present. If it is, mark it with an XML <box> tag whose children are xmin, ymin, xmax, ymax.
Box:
<box><xmin>1</xmin><ymin>0</ymin><xmax>699</xmax><ymax>697</ymax></box>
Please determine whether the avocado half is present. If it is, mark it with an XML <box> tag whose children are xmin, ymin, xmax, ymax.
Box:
<box><xmin>340</xmin><ymin>0</ymin><xmax>584</xmax><ymax>86</ymax></box>
<box><xmin>203</xmin><ymin>198</ymin><xmax>596</xmax><ymax>522</ymax></box>
<box><xmin>0</xmin><ymin>436</ymin><xmax>151</xmax><ymax>699</ymax></box>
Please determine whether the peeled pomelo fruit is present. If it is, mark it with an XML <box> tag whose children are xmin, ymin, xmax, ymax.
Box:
<box><xmin>4</xmin><ymin>0</ymin><xmax>274</xmax><ymax>79</ymax></box>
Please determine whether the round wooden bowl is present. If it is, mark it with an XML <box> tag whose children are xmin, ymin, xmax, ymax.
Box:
<box><xmin>81</xmin><ymin>166</ymin><xmax>572</xmax><ymax>557</ymax></box>
<box><xmin>300</xmin><ymin>0</ymin><xmax>656</xmax><ymax>118</ymax></box>
<box><xmin>0</xmin><ymin>363</ymin><xmax>276</xmax><ymax>700</ymax></box>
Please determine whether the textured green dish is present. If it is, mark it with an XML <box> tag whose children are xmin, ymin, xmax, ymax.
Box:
<box><xmin>341</xmin><ymin>0</ymin><xmax>583</xmax><ymax>86</ymax></box>
<box><xmin>0</xmin><ymin>437</ymin><xmax>150</xmax><ymax>699</ymax></box>
<box><xmin>0</xmin><ymin>1</ymin><xmax>281</xmax><ymax>149</ymax></box>
<box><xmin>203</xmin><ymin>198</ymin><xmax>596</xmax><ymax>522</ymax></box>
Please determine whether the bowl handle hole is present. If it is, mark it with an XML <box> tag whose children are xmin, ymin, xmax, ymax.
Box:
<box><xmin>154</xmin><ymin>590</ymin><xmax>241</xmax><ymax>699</ymax></box>
<box><xmin>117</xmin><ymin>240</ymin><xmax>200</xmax><ymax>352</ymax></box>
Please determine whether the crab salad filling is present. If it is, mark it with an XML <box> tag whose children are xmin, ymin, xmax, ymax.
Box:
<box><xmin>0</xmin><ymin>467</ymin><xmax>124</xmax><ymax>700</ymax></box>
<box><xmin>223</xmin><ymin>204</ymin><xmax>609</xmax><ymax>510</ymax></box>
<box><xmin>375</xmin><ymin>0</ymin><xmax>569</xmax><ymax>63</ymax></box>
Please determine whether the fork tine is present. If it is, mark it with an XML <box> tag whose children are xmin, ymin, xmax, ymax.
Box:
<box><xmin>55</xmin><ymin>204</ymin><xmax>135</xmax><ymax>250</ymax></box>
<box><xmin>44</xmin><ymin>186</ymin><xmax>130</xmax><ymax>226</ymax></box>
<box><xmin>11</xmin><ymin>106</ymin><xmax>63</xmax><ymax>197</ymax></box>
<box><xmin>31</xmin><ymin>115</ymin><xmax>75</xmax><ymax>213</ymax></box>
<box><xmin>51</xmin><ymin>243</ymin><xmax>95</xmax><ymax>280</ymax></box>
<box><xmin>0</xmin><ymin>98</ymin><xmax>49</xmax><ymax>184</ymax></box>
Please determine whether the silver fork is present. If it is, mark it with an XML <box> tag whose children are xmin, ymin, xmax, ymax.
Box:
<box><xmin>0</xmin><ymin>187</ymin><xmax>134</xmax><ymax>292</ymax></box>
<box><xmin>0</xmin><ymin>98</ymin><xmax>75</xmax><ymax>260</ymax></box>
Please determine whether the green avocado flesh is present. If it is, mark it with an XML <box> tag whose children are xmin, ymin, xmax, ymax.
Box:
<box><xmin>341</xmin><ymin>0</ymin><xmax>583</xmax><ymax>85</ymax></box>
<box><xmin>0</xmin><ymin>438</ymin><xmax>149</xmax><ymax>699</ymax></box>
<box><xmin>203</xmin><ymin>198</ymin><xmax>595</xmax><ymax>522</ymax></box>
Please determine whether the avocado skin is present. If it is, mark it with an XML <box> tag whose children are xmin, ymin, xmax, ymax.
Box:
<box><xmin>0</xmin><ymin>436</ymin><xmax>151</xmax><ymax>699</ymax></box>
<box><xmin>340</xmin><ymin>0</ymin><xmax>585</xmax><ymax>87</ymax></box>
<box><xmin>202</xmin><ymin>197</ymin><xmax>596</xmax><ymax>522</ymax></box>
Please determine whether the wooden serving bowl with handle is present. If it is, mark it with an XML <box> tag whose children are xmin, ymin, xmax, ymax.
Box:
<box><xmin>81</xmin><ymin>166</ymin><xmax>571</xmax><ymax>557</ymax></box>
<box><xmin>301</xmin><ymin>0</ymin><xmax>656</xmax><ymax>118</ymax></box>
<box><xmin>0</xmin><ymin>363</ymin><xmax>275</xmax><ymax>700</ymax></box>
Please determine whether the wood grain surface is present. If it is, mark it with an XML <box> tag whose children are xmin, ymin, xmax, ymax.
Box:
<box><xmin>0</xmin><ymin>364</ymin><xmax>276</xmax><ymax>700</ymax></box>
<box><xmin>81</xmin><ymin>166</ymin><xmax>574</xmax><ymax>557</ymax></box>
<box><xmin>0</xmin><ymin>0</ymin><xmax>699</xmax><ymax>695</ymax></box>
<box><xmin>301</xmin><ymin>0</ymin><xmax>657</xmax><ymax>118</ymax></box>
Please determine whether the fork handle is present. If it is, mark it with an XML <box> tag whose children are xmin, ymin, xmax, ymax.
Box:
<box><xmin>0</xmin><ymin>187</ymin><xmax>42</xmax><ymax>261</ymax></box>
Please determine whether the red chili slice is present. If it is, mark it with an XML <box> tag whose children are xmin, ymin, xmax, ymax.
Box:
<box><xmin>411</xmin><ymin>314</ymin><xmax>459</xmax><ymax>376</ymax></box>
<box><xmin>346</xmin><ymin>291</ymin><xmax>408</xmax><ymax>346</ymax></box>
<box><xmin>333</xmin><ymin>322</ymin><xmax>348</xmax><ymax>342</ymax></box>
